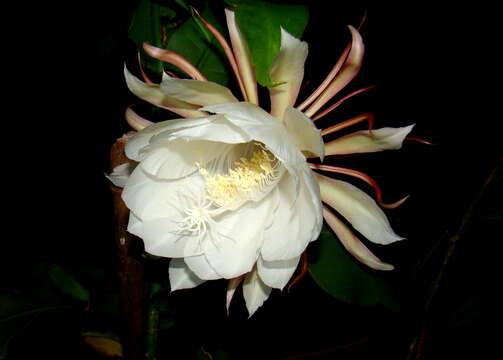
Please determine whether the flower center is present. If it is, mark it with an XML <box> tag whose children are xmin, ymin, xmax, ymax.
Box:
<box><xmin>199</xmin><ymin>146</ymin><xmax>278</xmax><ymax>207</ymax></box>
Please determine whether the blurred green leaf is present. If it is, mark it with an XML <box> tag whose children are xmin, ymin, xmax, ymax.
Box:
<box><xmin>308</xmin><ymin>226</ymin><xmax>401</xmax><ymax>310</ymax></box>
<box><xmin>165</xmin><ymin>5</ymin><xmax>229</xmax><ymax>85</ymax></box>
<box><xmin>129</xmin><ymin>0</ymin><xmax>164</xmax><ymax>74</ymax></box>
<box><xmin>0</xmin><ymin>294</ymin><xmax>70</xmax><ymax>357</ymax></box>
<box><xmin>48</xmin><ymin>264</ymin><xmax>90</xmax><ymax>302</ymax></box>
<box><xmin>235</xmin><ymin>0</ymin><xmax>308</xmax><ymax>87</ymax></box>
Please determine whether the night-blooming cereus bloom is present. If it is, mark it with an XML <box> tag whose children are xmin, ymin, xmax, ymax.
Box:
<box><xmin>118</xmin><ymin>9</ymin><xmax>414</xmax><ymax>316</ymax></box>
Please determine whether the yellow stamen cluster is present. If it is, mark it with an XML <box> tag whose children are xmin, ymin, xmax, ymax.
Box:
<box><xmin>199</xmin><ymin>149</ymin><xmax>276</xmax><ymax>206</ymax></box>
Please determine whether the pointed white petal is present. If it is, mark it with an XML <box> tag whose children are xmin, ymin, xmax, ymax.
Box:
<box><xmin>169</xmin><ymin>258</ymin><xmax>206</xmax><ymax>291</ymax></box>
<box><xmin>243</xmin><ymin>267</ymin><xmax>272</xmax><ymax>317</ymax></box>
<box><xmin>316</xmin><ymin>173</ymin><xmax>404</xmax><ymax>245</ymax></box>
<box><xmin>269</xmin><ymin>28</ymin><xmax>308</xmax><ymax>118</ymax></box>
<box><xmin>160</xmin><ymin>78</ymin><xmax>238</xmax><ymax>106</ymax></box>
<box><xmin>124</xmin><ymin>66</ymin><xmax>206</xmax><ymax>118</ymax></box>
<box><xmin>325</xmin><ymin>125</ymin><xmax>414</xmax><ymax>155</ymax></box>
<box><xmin>106</xmin><ymin>162</ymin><xmax>137</xmax><ymax>188</ymax></box>
<box><xmin>226</xmin><ymin>275</ymin><xmax>245</xmax><ymax>312</ymax></box>
<box><xmin>323</xmin><ymin>206</ymin><xmax>394</xmax><ymax>270</ymax></box>
<box><xmin>257</xmin><ymin>255</ymin><xmax>300</xmax><ymax>290</ymax></box>
<box><xmin>283</xmin><ymin>106</ymin><xmax>324</xmax><ymax>160</ymax></box>
<box><xmin>225</xmin><ymin>9</ymin><xmax>258</xmax><ymax>104</ymax></box>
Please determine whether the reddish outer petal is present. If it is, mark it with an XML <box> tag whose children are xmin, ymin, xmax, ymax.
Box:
<box><xmin>143</xmin><ymin>42</ymin><xmax>207</xmax><ymax>81</ymax></box>
<box><xmin>193</xmin><ymin>7</ymin><xmax>248</xmax><ymax>101</ymax></box>
<box><xmin>304</xmin><ymin>26</ymin><xmax>365</xmax><ymax>118</ymax></box>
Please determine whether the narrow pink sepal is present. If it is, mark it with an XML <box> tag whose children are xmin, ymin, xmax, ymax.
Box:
<box><xmin>309</xmin><ymin>163</ymin><xmax>408</xmax><ymax>209</ymax></box>
<box><xmin>320</xmin><ymin>112</ymin><xmax>374</xmax><ymax>136</ymax></box>
<box><xmin>296</xmin><ymin>42</ymin><xmax>350</xmax><ymax>112</ymax></box>
<box><xmin>143</xmin><ymin>42</ymin><xmax>207</xmax><ymax>81</ymax></box>
<box><xmin>313</xmin><ymin>85</ymin><xmax>375</xmax><ymax>121</ymax></box>
<box><xmin>125</xmin><ymin>106</ymin><xmax>153</xmax><ymax>131</ymax></box>
<box><xmin>304</xmin><ymin>26</ymin><xmax>365</xmax><ymax>118</ymax></box>
<box><xmin>193</xmin><ymin>7</ymin><xmax>248</xmax><ymax>101</ymax></box>
<box><xmin>226</xmin><ymin>275</ymin><xmax>245</xmax><ymax>314</ymax></box>
<box><xmin>322</xmin><ymin>206</ymin><xmax>394</xmax><ymax>271</ymax></box>
<box><xmin>137</xmin><ymin>52</ymin><xmax>154</xmax><ymax>84</ymax></box>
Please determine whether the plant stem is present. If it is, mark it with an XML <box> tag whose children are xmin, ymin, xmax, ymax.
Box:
<box><xmin>406</xmin><ymin>157</ymin><xmax>502</xmax><ymax>359</ymax></box>
<box><xmin>145</xmin><ymin>282</ymin><xmax>162</xmax><ymax>360</ymax></box>
<box><xmin>110</xmin><ymin>137</ymin><xmax>148</xmax><ymax>360</ymax></box>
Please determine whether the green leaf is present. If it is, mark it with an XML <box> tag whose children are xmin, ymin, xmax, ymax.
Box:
<box><xmin>48</xmin><ymin>264</ymin><xmax>90</xmax><ymax>302</ymax></box>
<box><xmin>308</xmin><ymin>226</ymin><xmax>401</xmax><ymax>310</ymax></box>
<box><xmin>165</xmin><ymin>5</ymin><xmax>229</xmax><ymax>85</ymax></box>
<box><xmin>128</xmin><ymin>0</ymin><xmax>164</xmax><ymax>74</ymax></box>
<box><xmin>235</xmin><ymin>1</ymin><xmax>308</xmax><ymax>87</ymax></box>
<box><xmin>0</xmin><ymin>294</ymin><xmax>70</xmax><ymax>357</ymax></box>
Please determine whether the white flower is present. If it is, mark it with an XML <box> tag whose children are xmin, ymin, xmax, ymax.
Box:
<box><xmin>118</xmin><ymin>10</ymin><xmax>414</xmax><ymax>316</ymax></box>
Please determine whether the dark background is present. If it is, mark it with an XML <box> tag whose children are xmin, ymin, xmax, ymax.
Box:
<box><xmin>3</xmin><ymin>1</ymin><xmax>500</xmax><ymax>359</ymax></box>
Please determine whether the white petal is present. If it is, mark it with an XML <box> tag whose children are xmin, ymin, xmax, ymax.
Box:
<box><xmin>140</xmin><ymin>139</ymin><xmax>232</xmax><ymax>180</ymax></box>
<box><xmin>242</xmin><ymin>267</ymin><xmax>272</xmax><ymax>317</ymax></box>
<box><xmin>323</xmin><ymin>206</ymin><xmax>394</xmax><ymax>271</ymax></box>
<box><xmin>316</xmin><ymin>173</ymin><xmax>404</xmax><ymax>245</ymax></box>
<box><xmin>160</xmin><ymin>78</ymin><xmax>238</xmax><ymax>106</ymax></box>
<box><xmin>201</xmin><ymin>192</ymin><xmax>275</xmax><ymax>279</ymax></box>
<box><xmin>124</xmin><ymin>115</ymin><xmax>249</xmax><ymax>161</ymax></box>
<box><xmin>257</xmin><ymin>255</ymin><xmax>300</xmax><ymax>290</ymax></box>
<box><xmin>141</xmin><ymin>218</ymin><xmax>203</xmax><ymax>258</ymax></box>
<box><xmin>325</xmin><ymin>125</ymin><xmax>414</xmax><ymax>156</ymax></box>
<box><xmin>201</xmin><ymin>102</ymin><xmax>306</xmax><ymax>180</ymax></box>
<box><xmin>225</xmin><ymin>9</ymin><xmax>258</xmax><ymax>104</ymax></box>
<box><xmin>283</xmin><ymin>106</ymin><xmax>324</xmax><ymax>160</ymax></box>
<box><xmin>124</xmin><ymin>66</ymin><xmax>205</xmax><ymax>118</ymax></box>
<box><xmin>184</xmin><ymin>255</ymin><xmax>222</xmax><ymax>281</ymax></box>
<box><xmin>106</xmin><ymin>162</ymin><xmax>137</xmax><ymax>188</ymax></box>
<box><xmin>261</xmin><ymin>170</ymin><xmax>320</xmax><ymax>261</ymax></box>
<box><xmin>269</xmin><ymin>28</ymin><xmax>308</xmax><ymax>119</ymax></box>
<box><xmin>123</xmin><ymin>169</ymin><xmax>207</xmax><ymax>258</ymax></box>
<box><xmin>169</xmin><ymin>258</ymin><xmax>206</xmax><ymax>291</ymax></box>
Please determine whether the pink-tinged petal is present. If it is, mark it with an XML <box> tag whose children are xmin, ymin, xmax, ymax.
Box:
<box><xmin>308</xmin><ymin>163</ymin><xmax>409</xmax><ymax>209</ymax></box>
<box><xmin>193</xmin><ymin>8</ymin><xmax>248</xmax><ymax>101</ymax></box>
<box><xmin>125</xmin><ymin>107</ymin><xmax>153</xmax><ymax>131</ymax></box>
<box><xmin>143</xmin><ymin>42</ymin><xmax>207</xmax><ymax>81</ymax></box>
<box><xmin>225</xmin><ymin>9</ymin><xmax>258</xmax><ymax>105</ymax></box>
<box><xmin>324</xmin><ymin>125</ymin><xmax>415</xmax><ymax>156</ymax></box>
<box><xmin>124</xmin><ymin>66</ymin><xmax>207</xmax><ymax>118</ymax></box>
<box><xmin>242</xmin><ymin>267</ymin><xmax>272</xmax><ymax>317</ymax></box>
<box><xmin>159</xmin><ymin>78</ymin><xmax>238</xmax><ymax>106</ymax></box>
<box><xmin>269</xmin><ymin>28</ymin><xmax>308</xmax><ymax>119</ymax></box>
<box><xmin>322</xmin><ymin>206</ymin><xmax>394</xmax><ymax>271</ymax></box>
<box><xmin>313</xmin><ymin>85</ymin><xmax>375</xmax><ymax>121</ymax></box>
<box><xmin>226</xmin><ymin>275</ymin><xmax>245</xmax><ymax>313</ymax></box>
<box><xmin>304</xmin><ymin>26</ymin><xmax>365</xmax><ymax>118</ymax></box>
<box><xmin>315</xmin><ymin>173</ymin><xmax>404</xmax><ymax>245</ymax></box>
<box><xmin>320</xmin><ymin>112</ymin><xmax>374</xmax><ymax>136</ymax></box>
<box><xmin>283</xmin><ymin>107</ymin><xmax>324</xmax><ymax>160</ymax></box>
<box><xmin>169</xmin><ymin>258</ymin><xmax>206</xmax><ymax>291</ymax></box>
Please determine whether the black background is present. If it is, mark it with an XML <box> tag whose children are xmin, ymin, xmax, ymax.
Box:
<box><xmin>2</xmin><ymin>1</ymin><xmax>500</xmax><ymax>359</ymax></box>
